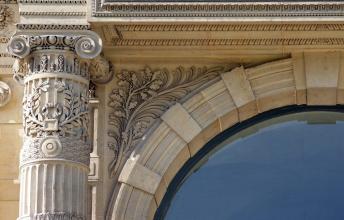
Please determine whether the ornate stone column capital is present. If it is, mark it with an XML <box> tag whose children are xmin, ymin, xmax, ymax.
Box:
<box><xmin>7</xmin><ymin>31</ymin><xmax>104</xmax><ymax>220</ymax></box>
<box><xmin>8</xmin><ymin>32</ymin><xmax>102</xmax><ymax>59</ymax></box>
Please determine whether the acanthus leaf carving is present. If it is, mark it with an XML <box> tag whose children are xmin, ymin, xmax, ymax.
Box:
<box><xmin>107</xmin><ymin>65</ymin><xmax>229</xmax><ymax>177</ymax></box>
<box><xmin>89</xmin><ymin>55</ymin><xmax>114</xmax><ymax>84</ymax></box>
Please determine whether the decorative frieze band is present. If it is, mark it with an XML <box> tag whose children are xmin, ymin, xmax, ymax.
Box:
<box><xmin>18</xmin><ymin>0</ymin><xmax>86</xmax><ymax>4</ymax></box>
<box><xmin>111</xmin><ymin>38</ymin><xmax>344</xmax><ymax>47</ymax></box>
<box><xmin>115</xmin><ymin>24</ymin><xmax>344</xmax><ymax>32</ymax></box>
<box><xmin>17</xmin><ymin>24</ymin><xmax>90</xmax><ymax>31</ymax></box>
<box><xmin>93</xmin><ymin>1</ymin><xmax>344</xmax><ymax>18</ymax></box>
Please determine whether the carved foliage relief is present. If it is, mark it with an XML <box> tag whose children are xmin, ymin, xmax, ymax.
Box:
<box><xmin>21</xmin><ymin>53</ymin><xmax>91</xmax><ymax>165</ymax></box>
<box><xmin>107</xmin><ymin>65</ymin><xmax>229</xmax><ymax>177</ymax></box>
<box><xmin>7</xmin><ymin>33</ymin><xmax>105</xmax><ymax>166</ymax></box>
<box><xmin>0</xmin><ymin>5</ymin><xmax>13</xmax><ymax>30</ymax></box>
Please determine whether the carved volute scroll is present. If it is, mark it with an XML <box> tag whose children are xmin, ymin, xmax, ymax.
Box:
<box><xmin>7</xmin><ymin>31</ymin><xmax>103</xmax><ymax>220</ymax></box>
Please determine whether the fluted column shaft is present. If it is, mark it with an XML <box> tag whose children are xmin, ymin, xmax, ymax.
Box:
<box><xmin>8</xmin><ymin>32</ymin><xmax>102</xmax><ymax>220</ymax></box>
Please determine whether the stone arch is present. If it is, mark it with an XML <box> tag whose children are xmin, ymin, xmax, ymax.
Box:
<box><xmin>110</xmin><ymin>52</ymin><xmax>344</xmax><ymax>220</ymax></box>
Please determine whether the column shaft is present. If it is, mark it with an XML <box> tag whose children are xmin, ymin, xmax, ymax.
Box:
<box><xmin>8</xmin><ymin>33</ymin><xmax>102</xmax><ymax>220</ymax></box>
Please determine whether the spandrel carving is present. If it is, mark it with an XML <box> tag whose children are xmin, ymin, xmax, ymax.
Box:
<box><xmin>107</xmin><ymin>65</ymin><xmax>230</xmax><ymax>177</ymax></box>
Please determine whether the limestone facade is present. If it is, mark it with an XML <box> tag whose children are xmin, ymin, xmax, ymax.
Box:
<box><xmin>1</xmin><ymin>0</ymin><xmax>344</xmax><ymax>220</ymax></box>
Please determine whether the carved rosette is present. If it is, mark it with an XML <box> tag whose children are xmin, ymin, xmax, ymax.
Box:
<box><xmin>8</xmin><ymin>32</ymin><xmax>102</xmax><ymax>220</ymax></box>
<box><xmin>0</xmin><ymin>81</ymin><xmax>11</xmax><ymax>107</ymax></box>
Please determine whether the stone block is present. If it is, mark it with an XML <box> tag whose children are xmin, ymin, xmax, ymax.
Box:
<box><xmin>163</xmin><ymin>145</ymin><xmax>191</xmax><ymax>186</ymax></box>
<box><xmin>256</xmin><ymin>89</ymin><xmax>296</xmax><ymax>112</ymax></box>
<box><xmin>144</xmin><ymin>129</ymin><xmax>187</xmax><ymax>175</ymax></box>
<box><xmin>305</xmin><ymin>52</ymin><xmax>340</xmax><ymax>105</ymax></box>
<box><xmin>125</xmin><ymin>188</ymin><xmax>157</xmax><ymax>220</ymax></box>
<box><xmin>154</xmin><ymin>180</ymin><xmax>167</xmax><ymax>206</ymax></box>
<box><xmin>188</xmin><ymin>119</ymin><xmax>221</xmax><ymax>157</ymax></box>
<box><xmin>221</xmin><ymin>66</ymin><xmax>256</xmax><ymax>107</ymax></box>
<box><xmin>183</xmin><ymin>93</ymin><xmax>217</xmax><ymax>128</ymax></box>
<box><xmin>219</xmin><ymin>109</ymin><xmax>239</xmax><ymax>131</ymax></box>
<box><xmin>307</xmin><ymin>88</ymin><xmax>337</xmax><ymax>106</ymax></box>
<box><xmin>201</xmin><ymin>80</ymin><xmax>236</xmax><ymax>118</ymax></box>
<box><xmin>292</xmin><ymin>53</ymin><xmax>307</xmax><ymax>104</ymax></box>
<box><xmin>161</xmin><ymin>103</ymin><xmax>202</xmax><ymax>143</ymax></box>
<box><xmin>237</xmin><ymin>101</ymin><xmax>259</xmax><ymax>121</ymax></box>
<box><xmin>138</xmin><ymin>122</ymin><xmax>171</xmax><ymax>165</ymax></box>
<box><xmin>111</xmin><ymin>184</ymin><xmax>134</xmax><ymax>220</ymax></box>
<box><xmin>337</xmin><ymin>53</ymin><xmax>344</xmax><ymax>104</ymax></box>
<box><xmin>119</xmin><ymin>159</ymin><xmax>161</xmax><ymax>195</ymax></box>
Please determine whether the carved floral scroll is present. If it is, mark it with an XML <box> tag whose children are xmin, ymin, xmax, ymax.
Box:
<box><xmin>107</xmin><ymin>65</ymin><xmax>230</xmax><ymax>177</ymax></box>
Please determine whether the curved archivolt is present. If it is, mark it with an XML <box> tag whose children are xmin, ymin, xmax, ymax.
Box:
<box><xmin>111</xmin><ymin>52</ymin><xmax>344</xmax><ymax>220</ymax></box>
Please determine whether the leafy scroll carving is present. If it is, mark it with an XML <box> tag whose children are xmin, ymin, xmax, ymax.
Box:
<box><xmin>107</xmin><ymin>65</ymin><xmax>229</xmax><ymax>177</ymax></box>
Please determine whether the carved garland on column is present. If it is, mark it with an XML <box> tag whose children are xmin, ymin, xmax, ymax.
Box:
<box><xmin>9</xmin><ymin>34</ymin><xmax>103</xmax><ymax>165</ymax></box>
<box><xmin>107</xmin><ymin>65</ymin><xmax>230</xmax><ymax>177</ymax></box>
<box><xmin>8</xmin><ymin>32</ymin><xmax>109</xmax><ymax>220</ymax></box>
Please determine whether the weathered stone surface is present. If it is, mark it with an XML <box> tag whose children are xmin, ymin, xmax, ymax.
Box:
<box><xmin>161</xmin><ymin>103</ymin><xmax>202</xmax><ymax>143</ymax></box>
<box><xmin>3</xmin><ymin>1</ymin><xmax>344</xmax><ymax>219</ymax></box>
<box><xmin>305</xmin><ymin>52</ymin><xmax>340</xmax><ymax>105</ymax></box>
<box><xmin>119</xmin><ymin>159</ymin><xmax>161</xmax><ymax>195</ymax></box>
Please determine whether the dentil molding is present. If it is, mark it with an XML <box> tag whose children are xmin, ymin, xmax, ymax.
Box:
<box><xmin>92</xmin><ymin>1</ymin><xmax>344</xmax><ymax>18</ymax></box>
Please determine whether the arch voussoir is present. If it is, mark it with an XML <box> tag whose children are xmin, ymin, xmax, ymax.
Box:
<box><xmin>113</xmin><ymin>53</ymin><xmax>344</xmax><ymax>220</ymax></box>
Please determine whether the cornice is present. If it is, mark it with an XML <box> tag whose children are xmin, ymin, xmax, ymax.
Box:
<box><xmin>18</xmin><ymin>0</ymin><xmax>85</xmax><ymax>3</ymax></box>
<box><xmin>115</xmin><ymin>24</ymin><xmax>344</xmax><ymax>32</ymax></box>
<box><xmin>17</xmin><ymin>24</ymin><xmax>90</xmax><ymax>30</ymax></box>
<box><xmin>111</xmin><ymin>38</ymin><xmax>344</xmax><ymax>47</ymax></box>
<box><xmin>19</xmin><ymin>11</ymin><xmax>86</xmax><ymax>16</ymax></box>
<box><xmin>92</xmin><ymin>1</ymin><xmax>344</xmax><ymax>18</ymax></box>
<box><xmin>98</xmin><ymin>23</ymin><xmax>344</xmax><ymax>48</ymax></box>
